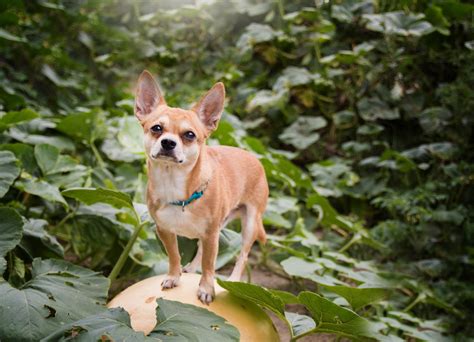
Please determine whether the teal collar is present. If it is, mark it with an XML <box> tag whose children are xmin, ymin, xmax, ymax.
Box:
<box><xmin>169</xmin><ymin>179</ymin><xmax>210</xmax><ymax>212</ymax></box>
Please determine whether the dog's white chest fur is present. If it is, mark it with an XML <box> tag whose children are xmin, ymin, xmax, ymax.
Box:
<box><xmin>154</xmin><ymin>206</ymin><xmax>207</xmax><ymax>239</ymax></box>
<box><xmin>148</xmin><ymin>164</ymin><xmax>208</xmax><ymax>239</ymax></box>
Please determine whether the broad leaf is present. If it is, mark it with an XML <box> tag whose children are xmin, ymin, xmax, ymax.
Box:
<box><xmin>298</xmin><ymin>291</ymin><xmax>378</xmax><ymax>340</ymax></box>
<box><xmin>279</xmin><ymin>116</ymin><xmax>327</xmax><ymax>149</ymax></box>
<box><xmin>34</xmin><ymin>144</ymin><xmax>59</xmax><ymax>176</ymax></box>
<box><xmin>281</xmin><ymin>256</ymin><xmax>388</xmax><ymax>309</ymax></box>
<box><xmin>149</xmin><ymin>298</ymin><xmax>240</xmax><ymax>341</ymax></box>
<box><xmin>273</xmin><ymin>67</ymin><xmax>315</xmax><ymax>91</ymax></box>
<box><xmin>41</xmin><ymin>308</ymin><xmax>151</xmax><ymax>341</ymax></box>
<box><xmin>15</xmin><ymin>178</ymin><xmax>68</xmax><ymax>207</ymax></box>
<box><xmin>9</xmin><ymin>127</ymin><xmax>75</xmax><ymax>152</ymax></box>
<box><xmin>0</xmin><ymin>151</ymin><xmax>20</xmax><ymax>198</ymax></box>
<box><xmin>237</xmin><ymin>23</ymin><xmax>280</xmax><ymax>52</ymax></box>
<box><xmin>56</xmin><ymin>111</ymin><xmax>107</xmax><ymax>143</ymax></box>
<box><xmin>285</xmin><ymin>312</ymin><xmax>316</xmax><ymax>337</ymax></box>
<box><xmin>216</xmin><ymin>228</ymin><xmax>241</xmax><ymax>270</ymax></box>
<box><xmin>326</xmin><ymin>286</ymin><xmax>388</xmax><ymax>310</ymax></box>
<box><xmin>0</xmin><ymin>143</ymin><xmax>37</xmax><ymax>174</ymax></box>
<box><xmin>0</xmin><ymin>207</ymin><xmax>23</xmax><ymax>273</ymax></box>
<box><xmin>44</xmin><ymin>298</ymin><xmax>240</xmax><ymax>342</ymax></box>
<box><xmin>217</xmin><ymin>279</ymin><xmax>285</xmax><ymax>320</ymax></box>
<box><xmin>281</xmin><ymin>256</ymin><xmax>342</xmax><ymax>286</ymax></box>
<box><xmin>418</xmin><ymin>107</ymin><xmax>452</xmax><ymax>134</ymax></box>
<box><xmin>62</xmin><ymin>187</ymin><xmax>134</xmax><ymax>211</ymax></box>
<box><xmin>357</xmin><ymin>97</ymin><xmax>400</xmax><ymax>121</ymax></box>
<box><xmin>20</xmin><ymin>219</ymin><xmax>64</xmax><ymax>258</ymax></box>
<box><xmin>117</xmin><ymin>116</ymin><xmax>145</xmax><ymax>155</ymax></box>
<box><xmin>0</xmin><ymin>258</ymin><xmax>109</xmax><ymax>341</ymax></box>
<box><xmin>0</xmin><ymin>108</ymin><xmax>38</xmax><ymax>132</ymax></box>
<box><xmin>306</xmin><ymin>192</ymin><xmax>354</xmax><ymax>231</ymax></box>
<box><xmin>247</xmin><ymin>89</ymin><xmax>288</xmax><ymax>111</ymax></box>
<box><xmin>364</xmin><ymin>11</ymin><xmax>434</xmax><ymax>37</ymax></box>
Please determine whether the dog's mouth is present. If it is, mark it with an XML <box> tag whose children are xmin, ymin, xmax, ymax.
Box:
<box><xmin>151</xmin><ymin>152</ymin><xmax>184</xmax><ymax>164</ymax></box>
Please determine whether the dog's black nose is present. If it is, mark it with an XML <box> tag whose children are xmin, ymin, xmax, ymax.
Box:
<box><xmin>161</xmin><ymin>139</ymin><xmax>176</xmax><ymax>151</ymax></box>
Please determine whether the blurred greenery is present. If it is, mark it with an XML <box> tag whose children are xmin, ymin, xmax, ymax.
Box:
<box><xmin>0</xmin><ymin>0</ymin><xmax>473</xmax><ymax>340</ymax></box>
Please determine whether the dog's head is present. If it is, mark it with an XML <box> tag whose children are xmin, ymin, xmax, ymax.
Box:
<box><xmin>134</xmin><ymin>70</ymin><xmax>225</xmax><ymax>165</ymax></box>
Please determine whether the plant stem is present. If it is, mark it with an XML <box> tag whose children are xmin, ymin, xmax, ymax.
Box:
<box><xmin>245</xmin><ymin>263</ymin><xmax>252</xmax><ymax>283</ymax></box>
<box><xmin>90</xmin><ymin>141</ymin><xmax>106</xmax><ymax>171</ymax></box>
<box><xmin>338</xmin><ymin>234</ymin><xmax>359</xmax><ymax>253</ymax></box>
<box><xmin>276</xmin><ymin>0</ymin><xmax>285</xmax><ymax>19</ymax></box>
<box><xmin>404</xmin><ymin>294</ymin><xmax>422</xmax><ymax>312</ymax></box>
<box><xmin>108</xmin><ymin>221</ymin><xmax>146</xmax><ymax>283</ymax></box>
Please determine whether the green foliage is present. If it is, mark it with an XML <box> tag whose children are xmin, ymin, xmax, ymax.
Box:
<box><xmin>0</xmin><ymin>0</ymin><xmax>473</xmax><ymax>340</ymax></box>
<box><xmin>43</xmin><ymin>299</ymin><xmax>240</xmax><ymax>342</ymax></box>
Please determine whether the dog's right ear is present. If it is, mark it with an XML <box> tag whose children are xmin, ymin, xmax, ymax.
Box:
<box><xmin>135</xmin><ymin>70</ymin><xmax>165</xmax><ymax>121</ymax></box>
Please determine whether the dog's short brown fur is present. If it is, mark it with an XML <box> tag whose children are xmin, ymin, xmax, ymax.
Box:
<box><xmin>134</xmin><ymin>71</ymin><xmax>268</xmax><ymax>304</ymax></box>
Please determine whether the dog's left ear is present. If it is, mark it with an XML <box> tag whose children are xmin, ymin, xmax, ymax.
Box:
<box><xmin>192</xmin><ymin>82</ymin><xmax>225</xmax><ymax>132</ymax></box>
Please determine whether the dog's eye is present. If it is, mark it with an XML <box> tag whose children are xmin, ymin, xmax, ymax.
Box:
<box><xmin>150</xmin><ymin>125</ymin><xmax>162</xmax><ymax>133</ymax></box>
<box><xmin>183</xmin><ymin>131</ymin><xmax>196</xmax><ymax>140</ymax></box>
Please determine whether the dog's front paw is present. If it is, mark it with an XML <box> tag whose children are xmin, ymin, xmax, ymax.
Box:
<box><xmin>197</xmin><ymin>283</ymin><xmax>215</xmax><ymax>305</ymax></box>
<box><xmin>161</xmin><ymin>275</ymin><xmax>180</xmax><ymax>289</ymax></box>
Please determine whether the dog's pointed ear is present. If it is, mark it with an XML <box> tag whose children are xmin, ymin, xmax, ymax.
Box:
<box><xmin>192</xmin><ymin>82</ymin><xmax>225</xmax><ymax>132</ymax></box>
<box><xmin>135</xmin><ymin>70</ymin><xmax>165</xmax><ymax>121</ymax></box>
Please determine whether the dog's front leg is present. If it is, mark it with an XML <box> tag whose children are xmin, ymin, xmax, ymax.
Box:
<box><xmin>198</xmin><ymin>230</ymin><xmax>219</xmax><ymax>304</ymax></box>
<box><xmin>156</xmin><ymin>227</ymin><xmax>181</xmax><ymax>289</ymax></box>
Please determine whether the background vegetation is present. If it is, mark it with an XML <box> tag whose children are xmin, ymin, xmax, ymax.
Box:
<box><xmin>0</xmin><ymin>0</ymin><xmax>473</xmax><ymax>340</ymax></box>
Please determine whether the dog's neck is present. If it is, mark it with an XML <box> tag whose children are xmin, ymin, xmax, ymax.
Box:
<box><xmin>147</xmin><ymin>145</ymin><xmax>212</xmax><ymax>205</ymax></box>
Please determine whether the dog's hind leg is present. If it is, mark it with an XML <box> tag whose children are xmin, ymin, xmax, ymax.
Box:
<box><xmin>183</xmin><ymin>240</ymin><xmax>202</xmax><ymax>273</ymax></box>
<box><xmin>228</xmin><ymin>205</ymin><xmax>262</xmax><ymax>281</ymax></box>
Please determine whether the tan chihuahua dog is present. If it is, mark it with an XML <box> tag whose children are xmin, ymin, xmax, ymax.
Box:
<box><xmin>134</xmin><ymin>71</ymin><xmax>268</xmax><ymax>304</ymax></box>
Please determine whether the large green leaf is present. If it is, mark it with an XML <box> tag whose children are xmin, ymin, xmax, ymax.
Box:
<box><xmin>15</xmin><ymin>178</ymin><xmax>68</xmax><ymax>207</ymax></box>
<box><xmin>19</xmin><ymin>219</ymin><xmax>64</xmax><ymax>258</ymax></box>
<box><xmin>149</xmin><ymin>298</ymin><xmax>240</xmax><ymax>341</ymax></box>
<box><xmin>117</xmin><ymin>116</ymin><xmax>145</xmax><ymax>155</ymax></box>
<box><xmin>281</xmin><ymin>256</ymin><xmax>343</xmax><ymax>286</ymax></box>
<box><xmin>41</xmin><ymin>308</ymin><xmax>151</xmax><ymax>341</ymax></box>
<box><xmin>326</xmin><ymin>286</ymin><xmax>388</xmax><ymax>311</ymax></box>
<box><xmin>246</xmin><ymin>89</ymin><xmax>288</xmax><ymax>111</ymax></box>
<box><xmin>417</xmin><ymin>107</ymin><xmax>452</xmax><ymax>135</ymax></box>
<box><xmin>298</xmin><ymin>291</ymin><xmax>378</xmax><ymax>340</ymax></box>
<box><xmin>0</xmin><ymin>143</ymin><xmax>37</xmax><ymax>174</ymax></box>
<box><xmin>263</xmin><ymin>196</ymin><xmax>298</xmax><ymax>229</ymax></box>
<box><xmin>281</xmin><ymin>256</ymin><xmax>388</xmax><ymax>309</ymax></box>
<box><xmin>34</xmin><ymin>144</ymin><xmax>89</xmax><ymax>188</ymax></box>
<box><xmin>363</xmin><ymin>11</ymin><xmax>434</xmax><ymax>37</ymax></box>
<box><xmin>44</xmin><ymin>299</ymin><xmax>240</xmax><ymax>342</ymax></box>
<box><xmin>217</xmin><ymin>279</ymin><xmax>286</xmax><ymax>319</ymax></box>
<box><xmin>0</xmin><ymin>207</ymin><xmax>23</xmax><ymax>273</ymax></box>
<box><xmin>0</xmin><ymin>258</ymin><xmax>110</xmax><ymax>341</ymax></box>
<box><xmin>0</xmin><ymin>151</ymin><xmax>20</xmax><ymax>198</ymax></box>
<box><xmin>56</xmin><ymin>111</ymin><xmax>107</xmax><ymax>143</ymax></box>
<box><xmin>273</xmin><ymin>67</ymin><xmax>316</xmax><ymax>91</ymax></box>
<box><xmin>34</xmin><ymin>144</ymin><xmax>59</xmax><ymax>176</ymax></box>
<box><xmin>8</xmin><ymin>127</ymin><xmax>75</xmax><ymax>152</ymax></box>
<box><xmin>357</xmin><ymin>97</ymin><xmax>400</xmax><ymax>121</ymax></box>
<box><xmin>279</xmin><ymin>116</ymin><xmax>327</xmax><ymax>150</ymax></box>
<box><xmin>0</xmin><ymin>108</ymin><xmax>39</xmax><ymax>132</ymax></box>
<box><xmin>62</xmin><ymin>187</ymin><xmax>134</xmax><ymax>211</ymax></box>
<box><xmin>216</xmin><ymin>228</ymin><xmax>241</xmax><ymax>269</ymax></box>
<box><xmin>236</xmin><ymin>23</ymin><xmax>280</xmax><ymax>52</ymax></box>
<box><xmin>306</xmin><ymin>192</ymin><xmax>354</xmax><ymax>231</ymax></box>
<box><xmin>285</xmin><ymin>312</ymin><xmax>316</xmax><ymax>337</ymax></box>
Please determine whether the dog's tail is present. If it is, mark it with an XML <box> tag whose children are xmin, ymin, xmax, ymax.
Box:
<box><xmin>255</xmin><ymin>216</ymin><xmax>267</xmax><ymax>244</ymax></box>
